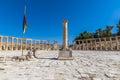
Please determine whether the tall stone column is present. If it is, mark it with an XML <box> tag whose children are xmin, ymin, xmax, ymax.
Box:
<box><xmin>42</xmin><ymin>41</ymin><xmax>44</xmax><ymax>50</ymax></box>
<box><xmin>63</xmin><ymin>20</ymin><xmax>68</xmax><ymax>50</ymax></box>
<box><xmin>16</xmin><ymin>38</ymin><xmax>18</xmax><ymax>50</ymax></box>
<box><xmin>90</xmin><ymin>40</ymin><xmax>92</xmax><ymax>50</ymax></box>
<box><xmin>110</xmin><ymin>37</ymin><xmax>113</xmax><ymax>50</ymax></box>
<box><xmin>104</xmin><ymin>38</ymin><xmax>107</xmax><ymax>50</ymax></box>
<box><xmin>58</xmin><ymin>19</ymin><xmax>73</xmax><ymax>60</ymax></box>
<box><xmin>38</xmin><ymin>40</ymin><xmax>40</xmax><ymax>49</ymax></box>
<box><xmin>72</xmin><ymin>41</ymin><xmax>74</xmax><ymax>50</ymax></box>
<box><xmin>99</xmin><ymin>38</ymin><xmax>102</xmax><ymax>50</ymax></box>
<box><xmin>0</xmin><ymin>36</ymin><xmax>2</xmax><ymax>50</ymax></box>
<box><xmin>6</xmin><ymin>36</ymin><xmax>8</xmax><ymax>51</ymax></box>
<box><xmin>20</xmin><ymin>38</ymin><xmax>22</xmax><ymax>50</ymax></box>
<box><xmin>11</xmin><ymin>37</ymin><xmax>14</xmax><ymax>50</ymax></box>
<box><xmin>82</xmin><ymin>40</ymin><xmax>84</xmax><ymax>50</ymax></box>
<box><xmin>30</xmin><ymin>40</ymin><xmax>32</xmax><ymax>50</ymax></box>
<box><xmin>86</xmin><ymin>40</ymin><xmax>88</xmax><ymax>50</ymax></box>
<box><xmin>34</xmin><ymin>40</ymin><xmax>36</xmax><ymax>49</ymax></box>
<box><xmin>75</xmin><ymin>41</ymin><xmax>77</xmax><ymax>50</ymax></box>
<box><xmin>44</xmin><ymin>41</ymin><xmax>46</xmax><ymax>50</ymax></box>
<box><xmin>78</xmin><ymin>41</ymin><xmax>80</xmax><ymax>50</ymax></box>
<box><xmin>116</xmin><ymin>36</ymin><xmax>119</xmax><ymax>50</ymax></box>
<box><xmin>48</xmin><ymin>41</ymin><xmax>50</xmax><ymax>50</ymax></box>
<box><xmin>95</xmin><ymin>39</ymin><xmax>97</xmax><ymax>50</ymax></box>
<box><xmin>25</xmin><ymin>39</ymin><xmax>27</xmax><ymax>50</ymax></box>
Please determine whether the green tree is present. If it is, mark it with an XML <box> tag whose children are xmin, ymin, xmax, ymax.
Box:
<box><xmin>105</xmin><ymin>26</ymin><xmax>113</xmax><ymax>37</ymax></box>
<box><xmin>93</xmin><ymin>32</ymin><xmax>98</xmax><ymax>38</ymax></box>
<box><xmin>96</xmin><ymin>28</ymin><xmax>103</xmax><ymax>37</ymax></box>
<box><xmin>74</xmin><ymin>31</ymin><xmax>93</xmax><ymax>40</ymax></box>
<box><xmin>82</xmin><ymin>31</ymin><xmax>93</xmax><ymax>39</ymax></box>
<box><xmin>117</xmin><ymin>20</ymin><xmax>120</xmax><ymax>35</ymax></box>
<box><xmin>74</xmin><ymin>20</ymin><xmax>118</xmax><ymax>41</ymax></box>
<box><xmin>74</xmin><ymin>36</ymin><xmax>80</xmax><ymax>40</ymax></box>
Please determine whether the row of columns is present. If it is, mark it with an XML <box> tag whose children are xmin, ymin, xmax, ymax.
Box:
<box><xmin>73</xmin><ymin>36</ymin><xmax>120</xmax><ymax>50</ymax></box>
<box><xmin>0</xmin><ymin>35</ymin><xmax>50</xmax><ymax>51</ymax></box>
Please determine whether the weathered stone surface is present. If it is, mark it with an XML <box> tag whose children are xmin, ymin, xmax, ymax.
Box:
<box><xmin>0</xmin><ymin>67</ymin><xmax>5</xmax><ymax>70</ymax></box>
<box><xmin>0</xmin><ymin>50</ymin><xmax>120</xmax><ymax>80</ymax></box>
<box><xmin>92</xmin><ymin>78</ymin><xmax>102</xmax><ymax>80</ymax></box>
<box><xmin>58</xmin><ymin>50</ymin><xmax>73</xmax><ymax>60</ymax></box>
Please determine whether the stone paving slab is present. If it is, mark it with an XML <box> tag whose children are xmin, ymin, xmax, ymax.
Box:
<box><xmin>0</xmin><ymin>50</ymin><xmax>120</xmax><ymax>80</ymax></box>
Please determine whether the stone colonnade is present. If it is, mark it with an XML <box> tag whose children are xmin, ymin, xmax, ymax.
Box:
<box><xmin>0</xmin><ymin>35</ymin><xmax>50</xmax><ymax>51</ymax></box>
<box><xmin>73</xmin><ymin>36</ymin><xmax>120</xmax><ymax>50</ymax></box>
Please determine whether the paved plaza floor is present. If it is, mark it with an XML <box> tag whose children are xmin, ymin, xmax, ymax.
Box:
<box><xmin>0</xmin><ymin>50</ymin><xmax>120</xmax><ymax>80</ymax></box>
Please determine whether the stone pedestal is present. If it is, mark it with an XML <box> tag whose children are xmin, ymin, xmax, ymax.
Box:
<box><xmin>58</xmin><ymin>50</ymin><xmax>73</xmax><ymax>60</ymax></box>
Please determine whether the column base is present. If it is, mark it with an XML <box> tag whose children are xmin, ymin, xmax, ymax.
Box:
<box><xmin>58</xmin><ymin>50</ymin><xmax>73</xmax><ymax>60</ymax></box>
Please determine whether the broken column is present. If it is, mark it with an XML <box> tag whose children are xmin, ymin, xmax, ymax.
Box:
<box><xmin>58</xmin><ymin>19</ymin><xmax>73</xmax><ymax>60</ymax></box>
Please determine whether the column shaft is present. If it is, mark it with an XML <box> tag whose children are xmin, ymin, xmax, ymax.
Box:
<box><xmin>0</xmin><ymin>36</ymin><xmax>2</xmax><ymax>50</ymax></box>
<box><xmin>34</xmin><ymin>40</ymin><xmax>36</xmax><ymax>49</ymax></box>
<box><xmin>63</xmin><ymin>20</ymin><xmax>68</xmax><ymax>50</ymax></box>
<box><xmin>25</xmin><ymin>39</ymin><xmax>27</xmax><ymax>50</ymax></box>
<box><xmin>6</xmin><ymin>37</ymin><xmax>8</xmax><ymax>51</ymax></box>
<box><xmin>11</xmin><ymin>37</ymin><xmax>13</xmax><ymax>50</ymax></box>
<box><xmin>30</xmin><ymin>40</ymin><xmax>32</xmax><ymax>50</ymax></box>
<box><xmin>116</xmin><ymin>36</ymin><xmax>119</xmax><ymax>50</ymax></box>
<box><xmin>99</xmin><ymin>38</ymin><xmax>102</xmax><ymax>50</ymax></box>
<box><xmin>20</xmin><ymin>38</ymin><xmax>22</xmax><ymax>50</ymax></box>
<box><xmin>104</xmin><ymin>38</ymin><xmax>107</xmax><ymax>50</ymax></box>
<box><xmin>16</xmin><ymin>38</ymin><xmax>18</xmax><ymax>50</ymax></box>
<box><xmin>110</xmin><ymin>37</ymin><xmax>113</xmax><ymax>50</ymax></box>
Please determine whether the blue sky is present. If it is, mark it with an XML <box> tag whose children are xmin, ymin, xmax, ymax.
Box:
<box><xmin>0</xmin><ymin>0</ymin><xmax>120</xmax><ymax>44</ymax></box>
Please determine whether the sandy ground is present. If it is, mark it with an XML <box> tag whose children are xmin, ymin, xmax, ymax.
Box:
<box><xmin>0</xmin><ymin>50</ymin><xmax>120</xmax><ymax>80</ymax></box>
